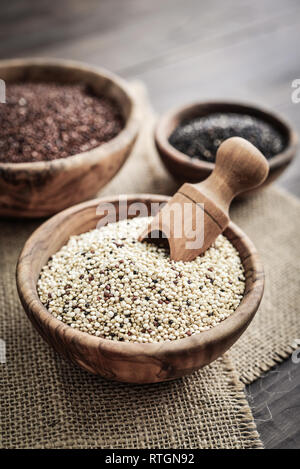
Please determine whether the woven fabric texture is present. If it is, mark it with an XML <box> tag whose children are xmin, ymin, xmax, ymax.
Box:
<box><xmin>1</xmin><ymin>292</ymin><xmax>261</xmax><ymax>449</ymax></box>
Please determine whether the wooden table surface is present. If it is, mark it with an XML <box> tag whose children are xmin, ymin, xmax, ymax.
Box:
<box><xmin>1</xmin><ymin>0</ymin><xmax>299</xmax><ymax>449</ymax></box>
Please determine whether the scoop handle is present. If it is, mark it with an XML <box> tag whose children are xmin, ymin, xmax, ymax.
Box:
<box><xmin>196</xmin><ymin>136</ymin><xmax>269</xmax><ymax>211</ymax></box>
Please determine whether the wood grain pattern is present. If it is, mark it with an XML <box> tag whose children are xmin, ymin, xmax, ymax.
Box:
<box><xmin>140</xmin><ymin>137</ymin><xmax>269</xmax><ymax>261</ymax></box>
<box><xmin>155</xmin><ymin>101</ymin><xmax>298</xmax><ymax>194</ymax></box>
<box><xmin>16</xmin><ymin>194</ymin><xmax>264</xmax><ymax>383</ymax></box>
<box><xmin>1</xmin><ymin>0</ymin><xmax>299</xmax><ymax>447</ymax></box>
<box><xmin>0</xmin><ymin>58</ymin><xmax>140</xmax><ymax>217</ymax></box>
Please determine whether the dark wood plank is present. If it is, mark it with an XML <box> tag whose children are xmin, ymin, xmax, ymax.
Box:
<box><xmin>129</xmin><ymin>18</ymin><xmax>300</xmax><ymax>110</ymax></box>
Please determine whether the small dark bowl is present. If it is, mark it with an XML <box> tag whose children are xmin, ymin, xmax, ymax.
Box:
<box><xmin>155</xmin><ymin>101</ymin><xmax>298</xmax><ymax>193</ymax></box>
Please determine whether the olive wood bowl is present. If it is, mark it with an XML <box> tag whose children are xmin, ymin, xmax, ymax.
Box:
<box><xmin>155</xmin><ymin>101</ymin><xmax>298</xmax><ymax>194</ymax></box>
<box><xmin>0</xmin><ymin>58</ymin><xmax>140</xmax><ymax>217</ymax></box>
<box><xmin>16</xmin><ymin>194</ymin><xmax>264</xmax><ymax>384</ymax></box>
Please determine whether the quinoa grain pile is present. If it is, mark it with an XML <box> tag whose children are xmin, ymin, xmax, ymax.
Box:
<box><xmin>0</xmin><ymin>82</ymin><xmax>124</xmax><ymax>163</ymax></box>
<box><xmin>37</xmin><ymin>217</ymin><xmax>245</xmax><ymax>343</ymax></box>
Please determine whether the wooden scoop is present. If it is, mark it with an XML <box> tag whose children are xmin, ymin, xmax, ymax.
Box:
<box><xmin>139</xmin><ymin>137</ymin><xmax>269</xmax><ymax>261</ymax></box>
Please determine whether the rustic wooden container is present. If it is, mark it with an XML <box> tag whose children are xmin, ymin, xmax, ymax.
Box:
<box><xmin>17</xmin><ymin>194</ymin><xmax>264</xmax><ymax>384</ymax></box>
<box><xmin>155</xmin><ymin>101</ymin><xmax>298</xmax><ymax>193</ymax></box>
<box><xmin>0</xmin><ymin>58</ymin><xmax>140</xmax><ymax>217</ymax></box>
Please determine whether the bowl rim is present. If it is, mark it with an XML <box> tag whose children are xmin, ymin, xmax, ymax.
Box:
<box><xmin>155</xmin><ymin>99</ymin><xmax>298</xmax><ymax>173</ymax></box>
<box><xmin>16</xmin><ymin>194</ymin><xmax>264</xmax><ymax>360</ymax></box>
<box><xmin>0</xmin><ymin>57</ymin><xmax>140</xmax><ymax>172</ymax></box>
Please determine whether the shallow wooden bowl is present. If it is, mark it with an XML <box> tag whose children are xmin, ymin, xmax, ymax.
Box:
<box><xmin>155</xmin><ymin>101</ymin><xmax>298</xmax><ymax>193</ymax></box>
<box><xmin>0</xmin><ymin>58</ymin><xmax>140</xmax><ymax>217</ymax></box>
<box><xmin>17</xmin><ymin>194</ymin><xmax>264</xmax><ymax>384</ymax></box>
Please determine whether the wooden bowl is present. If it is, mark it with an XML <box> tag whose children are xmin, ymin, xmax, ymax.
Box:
<box><xmin>0</xmin><ymin>58</ymin><xmax>140</xmax><ymax>217</ymax></box>
<box><xmin>16</xmin><ymin>194</ymin><xmax>264</xmax><ymax>384</ymax></box>
<box><xmin>155</xmin><ymin>101</ymin><xmax>298</xmax><ymax>192</ymax></box>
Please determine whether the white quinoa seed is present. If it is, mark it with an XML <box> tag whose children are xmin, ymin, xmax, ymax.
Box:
<box><xmin>37</xmin><ymin>217</ymin><xmax>245</xmax><ymax>343</ymax></box>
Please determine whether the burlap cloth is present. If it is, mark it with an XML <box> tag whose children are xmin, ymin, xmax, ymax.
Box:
<box><xmin>1</xmin><ymin>82</ymin><xmax>299</xmax><ymax>448</ymax></box>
